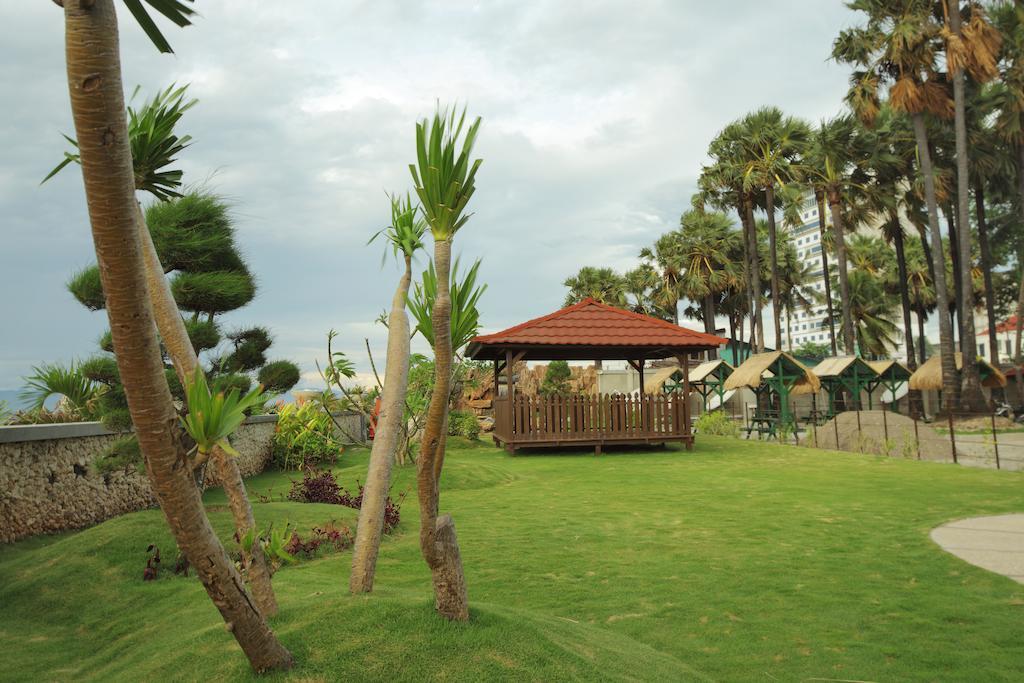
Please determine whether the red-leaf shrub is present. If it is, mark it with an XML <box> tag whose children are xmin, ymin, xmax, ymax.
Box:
<box><xmin>287</xmin><ymin>469</ymin><xmax>405</xmax><ymax>533</ymax></box>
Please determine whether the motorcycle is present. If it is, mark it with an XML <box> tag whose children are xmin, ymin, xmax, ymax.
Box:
<box><xmin>994</xmin><ymin>401</ymin><xmax>1024</xmax><ymax>424</ymax></box>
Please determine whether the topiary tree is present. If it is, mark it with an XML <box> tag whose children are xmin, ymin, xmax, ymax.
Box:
<box><xmin>64</xmin><ymin>191</ymin><xmax>300</xmax><ymax>425</ymax></box>
<box><xmin>539</xmin><ymin>360</ymin><xmax>572</xmax><ymax>396</ymax></box>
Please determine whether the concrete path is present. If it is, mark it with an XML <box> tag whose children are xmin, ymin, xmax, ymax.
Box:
<box><xmin>931</xmin><ymin>514</ymin><xmax>1024</xmax><ymax>583</ymax></box>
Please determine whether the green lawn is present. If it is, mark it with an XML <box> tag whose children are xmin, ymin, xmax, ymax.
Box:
<box><xmin>2</xmin><ymin>437</ymin><xmax>1024</xmax><ymax>681</ymax></box>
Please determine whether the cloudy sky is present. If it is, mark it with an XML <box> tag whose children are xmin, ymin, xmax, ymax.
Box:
<box><xmin>0</xmin><ymin>1</ymin><xmax>856</xmax><ymax>392</ymax></box>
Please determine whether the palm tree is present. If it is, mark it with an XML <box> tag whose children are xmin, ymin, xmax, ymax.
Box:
<box><xmin>905</xmin><ymin>237</ymin><xmax>938</xmax><ymax>366</ymax></box>
<box><xmin>740</xmin><ymin>107</ymin><xmax>810</xmax><ymax>348</ymax></box>
<box><xmin>408</xmin><ymin>105</ymin><xmax>481</xmax><ymax>622</ymax></box>
<box><xmin>778</xmin><ymin>232</ymin><xmax>821</xmax><ymax>351</ymax></box>
<box><xmin>563</xmin><ymin>266</ymin><xmax>627</xmax><ymax>308</ymax></box>
<box><xmin>58</xmin><ymin>0</ymin><xmax>291</xmax><ymax>671</ymax></box>
<box><xmin>701</xmin><ymin>122</ymin><xmax>765</xmax><ymax>351</ymax></box>
<box><xmin>804</xmin><ymin>114</ymin><xmax>859</xmax><ymax>354</ymax></box>
<box><xmin>639</xmin><ymin>232</ymin><xmax>686</xmax><ymax>324</ymax></box>
<box><xmin>350</xmin><ymin>194</ymin><xmax>426</xmax><ymax>594</ymax></box>
<box><xmin>623</xmin><ymin>264</ymin><xmax>662</xmax><ymax>317</ymax></box>
<box><xmin>834</xmin><ymin>0</ymin><xmax>960</xmax><ymax>410</ymax></box>
<box><xmin>943</xmin><ymin>0</ymin><xmax>1002</xmax><ymax>409</ymax></box>
<box><xmin>677</xmin><ymin>207</ymin><xmax>741</xmax><ymax>338</ymax></box>
<box><xmin>48</xmin><ymin>84</ymin><xmax>282</xmax><ymax>617</ymax></box>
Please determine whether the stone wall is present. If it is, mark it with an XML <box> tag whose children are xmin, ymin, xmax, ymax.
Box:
<box><xmin>0</xmin><ymin>412</ymin><xmax>362</xmax><ymax>544</ymax></box>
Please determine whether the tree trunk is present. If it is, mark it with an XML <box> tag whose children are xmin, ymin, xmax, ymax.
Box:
<box><xmin>350</xmin><ymin>255</ymin><xmax>413</xmax><ymax>593</ymax></box>
<box><xmin>945</xmin><ymin>203</ymin><xmax>965</xmax><ymax>353</ymax></box>
<box><xmin>415</xmin><ymin>239</ymin><xmax>469</xmax><ymax>621</ymax></box>
<box><xmin>827</xmin><ymin>190</ymin><xmax>855</xmax><ymax>355</ymax></box>
<box><xmin>816</xmin><ymin>192</ymin><xmax>838</xmax><ymax>356</ymax></box>
<box><xmin>974</xmin><ymin>180</ymin><xmax>1002</xmax><ymax>401</ymax></box>
<box><xmin>737</xmin><ymin>201</ymin><xmax>758</xmax><ymax>353</ymax></box>
<box><xmin>889</xmin><ymin>210</ymin><xmax>919</xmax><ymax>416</ymax></box>
<box><xmin>62</xmin><ymin>0</ymin><xmax>291</xmax><ymax>671</ymax></box>
<box><xmin>786</xmin><ymin>309</ymin><xmax>793</xmax><ymax>352</ymax></box>
<box><xmin>745</xmin><ymin>194</ymin><xmax>764</xmax><ymax>351</ymax></box>
<box><xmin>947</xmin><ymin>0</ymin><xmax>987</xmax><ymax>411</ymax></box>
<box><xmin>912</xmin><ymin>112</ymin><xmax>959</xmax><ymax>411</ymax></box>
<box><xmin>766</xmin><ymin>184</ymin><xmax>782</xmax><ymax>349</ymax></box>
<box><xmin>137</xmin><ymin>205</ymin><xmax>278</xmax><ymax>617</ymax></box>
<box><xmin>918</xmin><ymin>310</ymin><xmax>928</xmax><ymax>368</ymax></box>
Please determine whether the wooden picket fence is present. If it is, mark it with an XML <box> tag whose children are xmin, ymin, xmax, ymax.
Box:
<box><xmin>492</xmin><ymin>393</ymin><xmax>689</xmax><ymax>446</ymax></box>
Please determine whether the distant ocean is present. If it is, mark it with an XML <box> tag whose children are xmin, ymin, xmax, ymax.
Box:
<box><xmin>0</xmin><ymin>389</ymin><xmax>27</xmax><ymax>411</ymax></box>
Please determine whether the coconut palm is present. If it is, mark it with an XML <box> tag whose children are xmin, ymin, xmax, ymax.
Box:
<box><xmin>834</xmin><ymin>0</ymin><xmax>960</xmax><ymax>410</ymax></box>
<box><xmin>623</xmin><ymin>263</ymin><xmax>663</xmax><ymax>317</ymax></box>
<box><xmin>56</xmin><ymin>0</ymin><xmax>291</xmax><ymax>671</ymax></box>
<box><xmin>350</xmin><ymin>193</ymin><xmax>426</xmax><ymax>594</ymax></box>
<box><xmin>408</xmin><ymin>105</ymin><xmax>481</xmax><ymax>622</ymax></box>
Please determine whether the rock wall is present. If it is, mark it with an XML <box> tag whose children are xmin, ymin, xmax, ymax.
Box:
<box><xmin>1</xmin><ymin>416</ymin><xmax>282</xmax><ymax>544</ymax></box>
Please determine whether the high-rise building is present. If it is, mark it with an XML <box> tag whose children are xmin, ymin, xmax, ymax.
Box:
<box><xmin>781</xmin><ymin>197</ymin><xmax>836</xmax><ymax>350</ymax></box>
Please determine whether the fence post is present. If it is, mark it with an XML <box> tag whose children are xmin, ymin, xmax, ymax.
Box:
<box><xmin>948</xmin><ymin>411</ymin><xmax>957</xmax><ymax>464</ymax></box>
<box><xmin>913</xmin><ymin>412</ymin><xmax>921</xmax><ymax>460</ymax></box>
<box><xmin>833</xmin><ymin>409</ymin><xmax>840</xmax><ymax>450</ymax></box>
<box><xmin>882</xmin><ymin>408</ymin><xmax>889</xmax><ymax>456</ymax></box>
<box><xmin>991</xmin><ymin>412</ymin><xmax>1001</xmax><ymax>471</ymax></box>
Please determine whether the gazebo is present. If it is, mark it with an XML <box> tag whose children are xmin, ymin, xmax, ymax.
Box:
<box><xmin>866</xmin><ymin>359</ymin><xmax>912</xmax><ymax>411</ymax></box>
<box><xmin>722</xmin><ymin>351</ymin><xmax>820</xmax><ymax>438</ymax></box>
<box><xmin>465</xmin><ymin>298</ymin><xmax>726</xmax><ymax>454</ymax></box>
<box><xmin>812</xmin><ymin>356</ymin><xmax>879</xmax><ymax>417</ymax></box>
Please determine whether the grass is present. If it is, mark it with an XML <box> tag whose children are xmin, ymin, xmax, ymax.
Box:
<box><xmin>2</xmin><ymin>436</ymin><xmax>1024</xmax><ymax>681</ymax></box>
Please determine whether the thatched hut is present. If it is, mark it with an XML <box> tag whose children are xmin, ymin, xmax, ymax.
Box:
<box><xmin>909</xmin><ymin>353</ymin><xmax>1007</xmax><ymax>391</ymax></box>
<box><xmin>866</xmin><ymin>359</ymin><xmax>912</xmax><ymax>410</ymax></box>
<box><xmin>681</xmin><ymin>358</ymin><xmax>734</xmax><ymax>412</ymax></box>
<box><xmin>811</xmin><ymin>356</ymin><xmax>879</xmax><ymax>416</ymax></box>
<box><xmin>723</xmin><ymin>351</ymin><xmax>820</xmax><ymax>436</ymax></box>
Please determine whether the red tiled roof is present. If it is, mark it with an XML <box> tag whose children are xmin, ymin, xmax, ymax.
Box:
<box><xmin>469</xmin><ymin>298</ymin><xmax>728</xmax><ymax>349</ymax></box>
<box><xmin>995</xmin><ymin>316</ymin><xmax>1020</xmax><ymax>334</ymax></box>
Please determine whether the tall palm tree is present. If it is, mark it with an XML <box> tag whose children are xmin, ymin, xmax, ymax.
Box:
<box><xmin>677</xmin><ymin>207</ymin><xmax>741</xmax><ymax>339</ymax></box>
<box><xmin>834</xmin><ymin>0</ymin><xmax>960</xmax><ymax>410</ymax></box>
<box><xmin>943</xmin><ymin>0</ymin><xmax>1002</xmax><ymax>409</ymax></box>
<box><xmin>778</xmin><ymin>232</ymin><xmax>821</xmax><ymax>351</ymax></box>
<box><xmin>350</xmin><ymin>194</ymin><xmax>426</xmax><ymax>594</ymax></box>
<box><xmin>623</xmin><ymin>264</ymin><xmax>662</xmax><ymax>317</ymax></box>
<box><xmin>701</xmin><ymin>122</ymin><xmax>765</xmax><ymax>351</ymax></box>
<box><xmin>409</xmin><ymin>105</ymin><xmax>481</xmax><ymax>622</ymax></box>
<box><xmin>804</xmin><ymin>114</ymin><xmax>859</xmax><ymax>354</ymax></box>
<box><xmin>58</xmin><ymin>0</ymin><xmax>291</xmax><ymax>671</ymax></box>
<box><xmin>740</xmin><ymin>107</ymin><xmax>810</xmax><ymax>348</ymax></box>
<box><xmin>639</xmin><ymin>232</ymin><xmax>686</xmax><ymax>324</ymax></box>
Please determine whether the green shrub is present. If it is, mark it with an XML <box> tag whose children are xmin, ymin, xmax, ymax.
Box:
<box><xmin>272</xmin><ymin>401</ymin><xmax>342</xmax><ymax>470</ymax></box>
<box><xmin>539</xmin><ymin>360</ymin><xmax>572</xmax><ymax>396</ymax></box>
<box><xmin>258</xmin><ymin>360</ymin><xmax>301</xmax><ymax>393</ymax></box>
<box><xmin>694</xmin><ymin>410</ymin><xmax>739</xmax><ymax>437</ymax></box>
<box><xmin>95</xmin><ymin>436</ymin><xmax>142</xmax><ymax>474</ymax></box>
<box><xmin>448</xmin><ymin>410</ymin><xmax>481</xmax><ymax>440</ymax></box>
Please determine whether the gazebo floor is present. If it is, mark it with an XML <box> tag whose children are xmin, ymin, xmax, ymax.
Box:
<box><xmin>493</xmin><ymin>433</ymin><xmax>694</xmax><ymax>454</ymax></box>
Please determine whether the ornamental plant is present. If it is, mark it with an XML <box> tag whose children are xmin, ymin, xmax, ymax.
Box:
<box><xmin>181</xmin><ymin>369</ymin><xmax>267</xmax><ymax>463</ymax></box>
<box><xmin>271</xmin><ymin>401</ymin><xmax>343</xmax><ymax>470</ymax></box>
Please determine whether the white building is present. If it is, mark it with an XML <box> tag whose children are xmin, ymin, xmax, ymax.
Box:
<box><xmin>976</xmin><ymin>316</ymin><xmax>1019</xmax><ymax>365</ymax></box>
<box><xmin>781</xmin><ymin>198</ymin><xmax>836</xmax><ymax>350</ymax></box>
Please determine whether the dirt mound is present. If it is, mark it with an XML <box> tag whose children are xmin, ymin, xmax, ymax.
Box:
<box><xmin>809</xmin><ymin>410</ymin><xmax>952</xmax><ymax>462</ymax></box>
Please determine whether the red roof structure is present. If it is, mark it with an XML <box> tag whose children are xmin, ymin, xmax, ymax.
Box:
<box><xmin>466</xmin><ymin>298</ymin><xmax>727</xmax><ymax>361</ymax></box>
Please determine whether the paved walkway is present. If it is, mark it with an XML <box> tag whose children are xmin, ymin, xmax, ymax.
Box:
<box><xmin>931</xmin><ymin>514</ymin><xmax>1024</xmax><ymax>583</ymax></box>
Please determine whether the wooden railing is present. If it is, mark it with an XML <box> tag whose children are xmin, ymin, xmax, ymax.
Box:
<box><xmin>492</xmin><ymin>393</ymin><xmax>690</xmax><ymax>444</ymax></box>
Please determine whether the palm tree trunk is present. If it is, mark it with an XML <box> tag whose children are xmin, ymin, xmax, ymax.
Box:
<box><xmin>766</xmin><ymin>184</ymin><xmax>782</xmax><ymax>348</ymax></box>
<box><xmin>786</xmin><ymin>309</ymin><xmax>793</xmax><ymax>352</ymax></box>
<box><xmin>918</xmin><ymin>310</ymin><xmax>928</xmax><ymax>367</ymax></box>
<box><xmin>63</xmin><ymin>0</ymin><xmax>291</xmax><ymax>671</ymax></box>
<box><xmin>745</xmin><ymin>194</ymin><xmax>764</xmax><ymax>351</ymax></box>
<box><xmin>974</xmin><ymin>180</ymin><xmax>1002</xmax><ymax>400</ymax></box>
<box><xmin>947</xmin><ymin>0</ymin><xmax>986</xmax><ymax>411</ymax></box>
<box><xmin>826</xmin><ymin>189</ymin><xmax>855</xmax><ymax>355</ymax></box>
<box><xmin>350</xmin><ymin>255</ymin><xmax>413</xmax><ymax>594</ymax></box>
<box><xmin>889</xmin><ymin>210</ymin><xmax>919</xmax><ymax>416</ymax></box>
<box><xmin>816</xmin><ymin>192</ymin><xmax>838</xmax><ymax>356</ymax></box>
<box><xmin>737</xmin><ymin>201</ymin><xmax>758</xmax><ymax>353</ymax></box>
<box><xmin>945</xmin><ymin>203</ymin><xmax>965</xmax><ymax>352</ymax></box>
<box><xmin>416</xmin><ymin>238</ymin><xmax>469</xmax><ymax>621</ymax></box>
<box><xmin>912</xmin><ymin>112</ymin><xmax>959</xmax><ymax>411</ymax></box>
<box><xmin>137</xmin><ymin>205</ymin><xmax>278</xmax><ymax>617</ymax></box>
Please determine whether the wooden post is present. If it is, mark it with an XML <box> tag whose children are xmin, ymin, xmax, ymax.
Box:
<box><xmin>505</xmin><ymin>350</ymin><xmax>515</xmax><ymax>437</ymax></box>
<box><xmin>683</xmin><ymin>355</ymin><xmax>692</xmax><ymax>450</ymax></box>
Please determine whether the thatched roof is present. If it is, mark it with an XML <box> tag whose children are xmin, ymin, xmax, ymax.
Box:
<box><xmin>689</xmin><ymin>358</ymin><xmax>733</xmax><ymax>384</ymax></box>
<box><xmin>723</xmin><ymin>351</ymin><xmax>820</xmax><ymax>394</ymax></box>
<box><xmin>812</xmin><ymin>356</ymin><xmax>878</xmax><ymax>380</ymax></box>
<box><xmin>867</xmin><ymin>359</ymin><xmax>912</xmax><ymax>382</ymax></box>
<box><xmin>644</xmin><ymin>365</ymin><xmax>683</xmax><ymax>393</ymax></box>
<box><xmin>909</xmin><ymin>353</ymin><xmax>1008</xmax><ymax>391</ymax></box>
